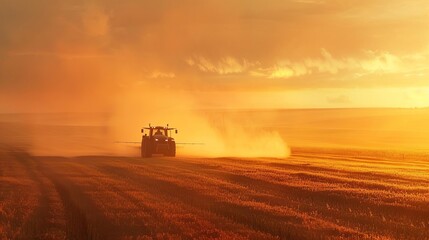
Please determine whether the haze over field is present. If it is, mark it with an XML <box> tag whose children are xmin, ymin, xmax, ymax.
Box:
<box><xmin>1</xmin><ymin>0</ymin><xmax>429</xmax><ymax>157</ymax></box>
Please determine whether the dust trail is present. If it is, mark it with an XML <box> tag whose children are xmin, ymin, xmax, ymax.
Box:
<box><xmin>110</xmin><ymin>87</ymin><xmax>290</xmax><ymax>158</ymax></box>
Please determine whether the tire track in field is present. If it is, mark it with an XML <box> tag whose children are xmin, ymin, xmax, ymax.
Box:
<box><xmin>11</xmin><ymin>152</ymin><xmax>111</xmax><ymax>240</ymax></box>
<box><xmin>9</xmin><ymin>151</ymin><xmax>66</xmax><ymax>239</ymax></box>
<box><xmin>0</xmin><ymin>151</ymin><xmax>39</xmax><ymax>240</ymax></box>
<box><xmin>53</xmin><ymin>159</ymin><xmax>180</xmax><ymax>238</ymax></box>
<box><xmin>37</xmin><ymin>157</ymin><xmax>120</xmax><ymax>240</ymax></box>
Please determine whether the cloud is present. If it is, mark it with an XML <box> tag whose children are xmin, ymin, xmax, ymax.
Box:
<box><xmin>250</xmin><ymin>62</ymin><xmax>309</xmax><ymax>79</ymax></box>
<box><xmin>186</xmin><ymin>56</ymin><xmax>258</xmax><ymax>75</ymax></box>
<box><xmin>148</xmin><ymin>71</ymin><xmax>175</xmax><ymax>79</ymax></box>
<box><xmin>268</xmin><ymin>67</ymin><xmax>295</xmax><ymax>79</ymax></box>
<box><xmin>302</xmin><ymin>49</ymin><xmax>403</xmax><ymax>75</ymax></box>
<box><xmin>207</xmin><ymin>49</ymin><xmax>411</xmax><ymax>79</ymax></box>
<box><xmin>359</xmin><ymin>50</ymin><xmax>401</xmax><ymax>73</ymax></box>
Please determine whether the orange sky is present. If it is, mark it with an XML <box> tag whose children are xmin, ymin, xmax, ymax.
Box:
<box><xmin>1</xmin><ymin>0</ymin><xmax>428</xmax><ymax>112</ymax></box>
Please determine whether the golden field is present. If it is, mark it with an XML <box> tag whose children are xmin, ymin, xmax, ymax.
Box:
<box><xmin>1</xmin><ymin>108</ymin><xmax>429</xmax><ymax>239</ymax></box>
<box><xmin>1</xmin><ymin>148</ymin><xmax>428</xmax><ymax>239</ymax></box>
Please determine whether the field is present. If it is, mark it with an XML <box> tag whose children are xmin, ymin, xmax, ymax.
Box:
<box><xmin>1</xmin><ymin>147</ymin><xmax>429</xmax><ymax>239</ymax></box>
<box><xmin>1</xmin><ymin>109</ymin><xmax>429</xmax><ymax>239</ymax></box>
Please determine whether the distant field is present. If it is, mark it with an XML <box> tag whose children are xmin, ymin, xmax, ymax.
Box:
<box><xmin>204</xmin><ymin>108</ymin><xmax>429</xmax><ymax>152</ymax></box>
<box><xmin>1</xmin><ymin>148</ymin><xmax>428</xmax><ymax>239</ymax></box>
<box><xmin>1</xmin><ymin>108</ymin><xmax>429</xmax><ymax>156</ymax></box>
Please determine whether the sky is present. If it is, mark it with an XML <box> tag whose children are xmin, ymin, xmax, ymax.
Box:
<box><xmin>1</xmin><ymin>0</ymin><xmax>429</xmax><ymax>112</ymax></box>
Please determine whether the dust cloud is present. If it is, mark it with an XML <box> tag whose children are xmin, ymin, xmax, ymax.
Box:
<box><xmin>110</xmin><ymin>86</ymin><xmax>290</xmax><ymax>158</ymax></box>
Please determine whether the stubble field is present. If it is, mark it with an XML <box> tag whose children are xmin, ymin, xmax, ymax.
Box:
<box><xmin>1</xmin><ymin>147</ymin><xmax>428</xmax><ymax>239</ymax></box>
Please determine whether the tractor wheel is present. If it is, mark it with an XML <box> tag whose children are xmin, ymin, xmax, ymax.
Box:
<box><xmin>141</xmin><ymin>139</ymin><xmax>152</xmax><ymax>158</ymax></box>
<box><xmin>140</xmin><ymin>143</ymin><xmax>146</xmax><ymax>158</ymax></box>
<box><xmin>167</xmin><ymin>142</ymin><xmax>176</xmax><ymax>157</ymax></box>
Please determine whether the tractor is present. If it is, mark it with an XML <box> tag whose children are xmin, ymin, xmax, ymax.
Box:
<box><xmin>141</xmin><ymin>125</ymin><xmax>177</xmax><ymax>158</ymax></box>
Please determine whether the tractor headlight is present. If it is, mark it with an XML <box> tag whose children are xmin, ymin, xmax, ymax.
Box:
<box><xmin>155</xmin><ymin>139</ymin><xmax>159</xmax><ymax>141</ymax></box>
<box><xmin>165</xmin><ymin>139</ymin><xmax>168</xmax><ymax>141</ymax></box>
